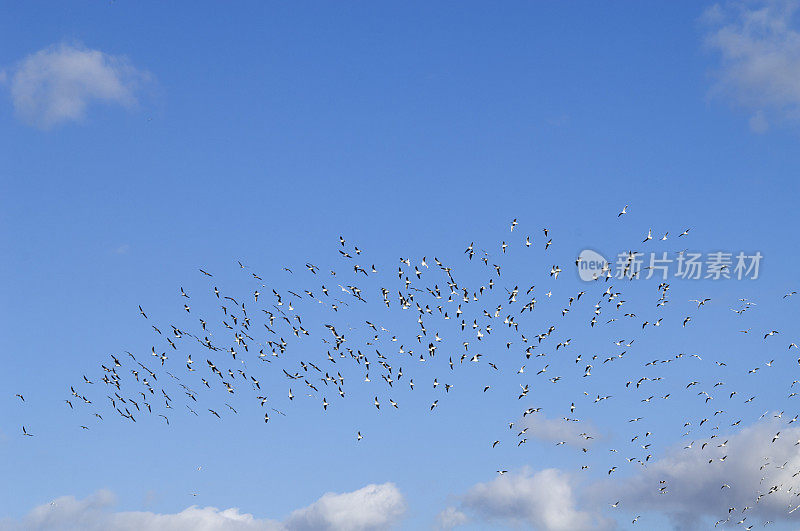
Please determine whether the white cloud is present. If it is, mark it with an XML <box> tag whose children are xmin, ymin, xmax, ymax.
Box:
<box><xmin>704</xmin><ymin>0</ymin><xmax>800</xmax><ymax>131</ymax></box>
<box><xmin>5</xmin><ymin>43</ymin><xmax>149</xmax><ymax>129</ymax></box>
<box><xmin>435</xmin><ymin>417</ymin><xmax>800</xmax><ymax>530</ymax></box>
<box><xmin>457</xmin><ymin>467</ymin><xmax>612</xmax><ymax>531</ymax></box>
<box><xmin>603</xmin><ymin>417</ymin><xmax>800</xmax><ymax>529</ymax></box>
<box><xmin>435</xmin><ymin>506</ymin><xmax>468</xmax><ymax>529</ymax></box>
<box><xmin>4</xmin><ymin>483</ymin><xmax>405</xmax><ymax>531</ymax></box>
<box><xmin>283</xmin><ymin>483</ymin><xmax>406</xmax><ymax>531</ymax></box>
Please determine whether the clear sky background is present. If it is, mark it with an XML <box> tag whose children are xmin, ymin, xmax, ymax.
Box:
<box><xmin>2</xmin><ymin>1</ymin><xmax>800</xmax><ymax>530</ymax></box>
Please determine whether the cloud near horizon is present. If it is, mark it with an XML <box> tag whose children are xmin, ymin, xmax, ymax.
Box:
<box><xmin>601</xmin><ymin>416</ymin><xmax>800</xmax><ymax>529</ymax></box>
<box><xmin>439</xmin><ymin>416</ymin><xmax>800</xmax><ymax>530</ymax></box>
<box><xmin>9</xmin><ymin>418</ymin><xmax>800</xmax><ymax>531</ymax></box>
<box><xmin>2</xmin><ymin>483</ymin><xmax>405</xmax><ymax>531</ymax></box>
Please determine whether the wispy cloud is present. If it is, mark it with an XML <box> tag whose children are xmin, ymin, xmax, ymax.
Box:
<box><xmin>435</xmin><ymin>506</ymin><xmax>468</xmax><ymax>529</ymax></box>
<box><xmin>8</xmin><ymin>490</ymin><xmax>277</xmax><ymax>531</ymax></box>
<box><xmin>5</xmin><ymin>483</ymin><xmax>405</xmax><ymax>531</ymax></box>
<box><xmin>703</xmin><ymin>0</ymin><xmax>800</xmax><ymax>132</ymax></box>
<box><xmin>518</xmin><ymin>412</ymin><xmax>599</xmax><ymax>449</ymax></box>
<box><xmin>3</xmin><ymin>43</ymin><xmax>150</xmax><ymax>129</ymax></box>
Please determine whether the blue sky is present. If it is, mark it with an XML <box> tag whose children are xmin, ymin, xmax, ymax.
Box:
<box><xmin>2</xmin><ymin>1</ymin><xmax>800</xmax><ymax>530</ymax></box>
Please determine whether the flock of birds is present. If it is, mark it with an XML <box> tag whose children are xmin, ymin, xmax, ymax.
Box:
<box><xmin>15</xmin><ymin>207</ymin><xmax>800</xmax><ymax>529</ymax></box>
